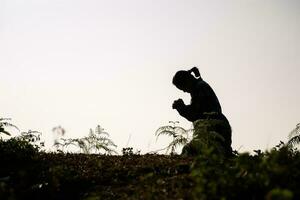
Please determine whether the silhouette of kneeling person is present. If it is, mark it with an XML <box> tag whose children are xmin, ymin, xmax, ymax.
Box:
<box><xmin>172</xmin><ymin>67</ymin><xmax>232</xmax><ymax>156</ymax></box>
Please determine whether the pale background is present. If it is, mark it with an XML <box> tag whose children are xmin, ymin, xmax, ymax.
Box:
<box><xmin>0</xmin><ymin>0</ymin><xmax>299</xmax><ymax>153</ymax></box>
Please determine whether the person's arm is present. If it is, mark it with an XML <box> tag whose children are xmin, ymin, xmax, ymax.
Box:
<box><xmin>172</xmin><ymin>99</ymin><xmax>197</xmax><ymax>122</ymax></box>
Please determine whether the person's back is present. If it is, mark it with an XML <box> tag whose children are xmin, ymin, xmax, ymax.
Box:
<box><xmin>190</xmin><ymin>80</ymin><xmax>222</xmax><ymax>118</ymax></box>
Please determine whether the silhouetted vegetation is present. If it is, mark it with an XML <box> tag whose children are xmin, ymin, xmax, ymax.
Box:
<box><xmin>155</xmin><ymin>121</ymin><xmax>193</xmax><ymax>154</ymax></box>
<box><xmin>0</xmin><ymin>118</ymin><xmax>19</xmax><ymax>136</ymax></box>
<box><xmin>54</xmin><ymin>125</ymin><xmax>117</xmax><ymax>154</ymax></box>
<box><xmin>288</xmin><ymin>123</ymin><xmax>300</xmax><ymax>147</ymax></box>
<box><xmin>1</xmin><ymin>123</ymin><xmax>300</xmax><ymax>199</ymax></box>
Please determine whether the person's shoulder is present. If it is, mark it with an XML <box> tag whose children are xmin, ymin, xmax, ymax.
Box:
<box><xmin>196</xmin><ymin>79</ymin><xmax>210</xmax><ymax>88</ymax></box>
<box><xmin>195</xmin><ymin>80</ymin><xmax>214</xmax><ymax>95</ymax></box>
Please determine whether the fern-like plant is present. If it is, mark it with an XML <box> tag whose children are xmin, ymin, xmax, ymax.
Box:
<box><xmin>155</xmin><ymin>121</ymin><xmax>193</xmax><ymax>154</ymax></box>
<box><xmin>288</xmin><ymin>123</ymin><xmax>300</xmax><ymax>147</ymax></box>
<box><xmin>54</xmin><ymin>125</ymin><xmax>117</xmax><ymax>154</ymax></box>
<box><xmin>54</xmin><ymin>138</ymin><xmax>76</xmax><ymax>153</ymax></box>
<box><xmin>73</xmin><ymin>125</ymin><xmax>116</xmax><ymax>154</ymax></box>
<box><xmin>0</xmin><ymin>118</ymin><xmax>19</xmax><ymax>136</ymax></box>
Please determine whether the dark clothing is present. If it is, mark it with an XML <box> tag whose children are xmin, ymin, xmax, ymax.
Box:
<box><xmin>174</xmin><ymin>77</ymin><xmax>233</xmax><ymax>157</ymax></box>
<box><xmin>176</xmin><ymin>80</ymin><xmax>222</xmax><ymax>122</ymax></box>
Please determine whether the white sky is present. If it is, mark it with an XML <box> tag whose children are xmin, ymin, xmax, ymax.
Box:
<box><xmin>0</xmin><ymin>0</ymin><xmax>299</xmax><ymax>153</ymax></box>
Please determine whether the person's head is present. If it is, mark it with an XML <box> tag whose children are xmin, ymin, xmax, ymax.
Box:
<box><xmin>172</xmin><ymin>67</ymin><xmax>201</xmax><ymax>93</ymax></box>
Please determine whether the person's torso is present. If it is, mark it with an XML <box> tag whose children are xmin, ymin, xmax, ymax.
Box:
<box><xmin>191</xmin><ymin>80</ymin><xmax>222</xmax><ymax>113</ymax></box>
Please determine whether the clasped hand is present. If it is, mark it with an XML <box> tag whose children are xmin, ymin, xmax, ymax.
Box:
<box><xmin>172</xmin><ymin>98</ymin><xmax>185</xmax><ymax>110</ymax></box>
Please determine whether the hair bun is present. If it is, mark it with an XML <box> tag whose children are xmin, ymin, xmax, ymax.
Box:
<box><xmin>189</xmin><ymin>67</ymin><xmax>200</xmax><ymax>78</ymax></box>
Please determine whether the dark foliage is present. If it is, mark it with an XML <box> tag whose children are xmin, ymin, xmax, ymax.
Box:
<box><xmin>191</xmin><ymin>143</ymin><xmax>298</xmax><ymax>200</ymax></box>
<box><xmin>0</xmin><ymin>138</ymin><xmax>41</xmax><ymax>199</ymax></box>
<box><xmin>0</xmin><ymin>139</ymin><xmax>300</xmax><ymax>200</ymax></box>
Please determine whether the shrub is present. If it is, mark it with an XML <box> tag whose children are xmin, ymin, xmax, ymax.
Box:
<box><xmin>155</xmin><ymin>121</ymin><xmax>193</xmax><ymax>154</ymax></box>
<box><xmin>191</xmin><ymin>143</ymin><xmax>300</xmax><ymax>200</ymax></box>
<box><xmin>54</xmin><ymin>125</ymin><xmax>117</xmax><ymax>154</ymax></box>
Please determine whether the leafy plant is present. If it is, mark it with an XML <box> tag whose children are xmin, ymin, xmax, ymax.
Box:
<box><xmin>287</xmin><ymin>123</ymin><xmax>300</xmax><ymax>147</ymax></box>
<box><xmin>122</xmin><ymin>147</ymin><xmax>134</xmax><ymax>156</ymax></box>
<box><xmin>2</xmin><ymin>137</ymin><xmax>300</xmax><ymax>199</ymax></box>
<box><xmin>0</xmin><ymin>118</ymin><xmax>19</xmax><ymax>136</ymax></box>
<box><xmin>191</xmin><ymin>143</ymin><xmax>300</xmax><ymax>200</ymax></box>
<box><xmin>78</xmin><ymin>125</ymin><xmax>117</xmax><ymax>154</ymax></box>
<box><xmin>189</xmin><ymin>118</ymin><xmax>227</xmax><ymax>155</ymax></box>
<box><xmin>122</xmin><ymin>147</ymin><xmax>141</xmax><ymax>156</ymax></box>
<box><xmin>155</xmin><ymin>121</ymin><xmax>193</xmax><ymax>154</ymax></box>
<box><xmin>16</xmin><ymin>130</ymin><xmax>44</xmax><ymax>149</ymax></box>
<box><xmin>54</xmin><ymin>138</ymin><xmax>74</xmax><ymax>153</ymax></box>
<box><xmin>54</xmin><ymin>125</ymin><xmax>117</xmax><ymax>154</ymax></box>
